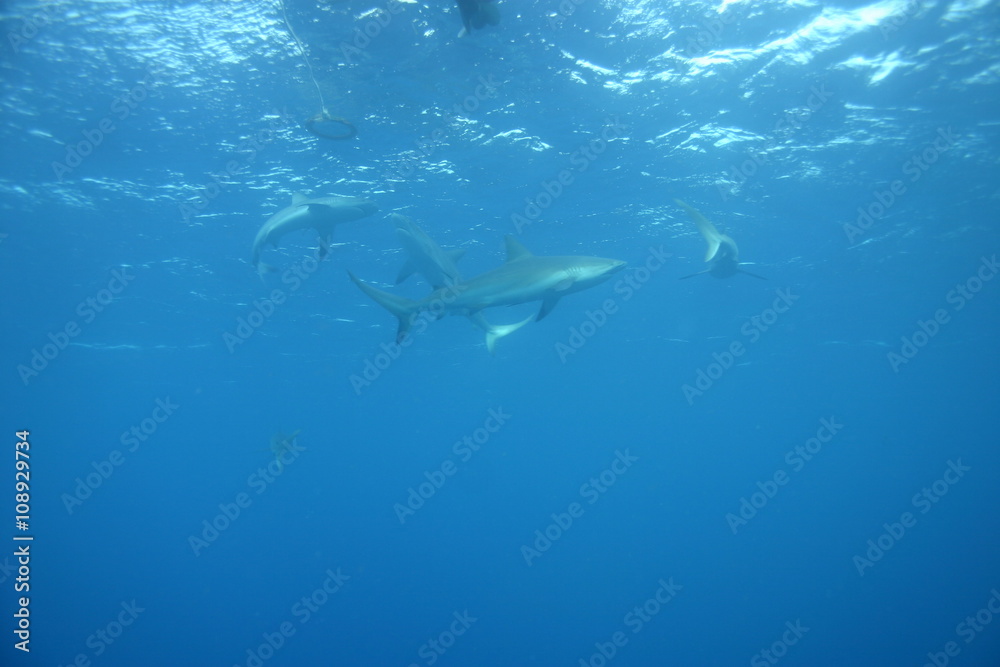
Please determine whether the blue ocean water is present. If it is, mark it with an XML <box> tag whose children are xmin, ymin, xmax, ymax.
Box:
<box><xmin>2</xmin><ymin>0</ymin><xmax>999</xmax><ymax>665</ymax></box>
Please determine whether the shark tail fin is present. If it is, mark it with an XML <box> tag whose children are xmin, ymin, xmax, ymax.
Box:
<box><xmin>703</xmin><ymin>237</ymin><xmax>723</xmax><ymax>263</ymax></box>
<box><xmin>476</xmin><ymin>314</ymin><xmax>534</xmax><ymax>355</ymax></box>
<box><xmin>349</xmin><ymin>271</ymin><xmax>420</xmax><ymax>343</ymax></box>
<box><xmin>674</xmin><ymin>199</ymin><xmax>725</xmax><ymax>261</ymax></box>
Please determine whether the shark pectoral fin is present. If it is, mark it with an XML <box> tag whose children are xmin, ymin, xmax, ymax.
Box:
<box><xmin>554</xmin><ymin>277</ymin><xmax>575</xmax><ymax>292</ymax></box>
<box><xmin>678</xmin><ymin>269</ymin><xmax>710</xmax><ymax>280</ymax></box>
<box><xmin>737</xmin><ymin>267</ymin><xmax>768</xmax><ymax>280</ymax></box>
<box><xmin>537</xmin><ymin>295</ymin><xmax>561</xmax><ymax>321</ymax></box>
<box><xmin>395</xmin><ymin>258</ymin><xmax>417</xmax><ymax>284</ymax></box>
<box><xmin>318</xmin><ymin>236</ymin><xmax>331</xmax><ymax>260</ymax></box>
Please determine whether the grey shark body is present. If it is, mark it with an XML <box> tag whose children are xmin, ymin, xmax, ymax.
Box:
<box><xmin>675</xmin><ymin>199</ymin><xmax>765</xmax><ymax>280</ymax></box>
<box><xmin>391</xmin><ymin>213</ymin><xmax>467</xmax><ymax>288</ymax></box>
<box><xmin>252</xmin><ymin>194</ymin><xmax>378</xmax><ymax>275</ymax></box>
<box><xmin>350</xmin><ymin>235</ymin><xmax>626</xmax><ymax>352</ymax></box>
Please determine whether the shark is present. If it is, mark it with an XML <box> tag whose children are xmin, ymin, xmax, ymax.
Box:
<box><xmin>675</xmin><ymin>199</ymin><xmax>766</xmax><ymax>280</ymax></box>
<box><xmin>456</xmin><ymin>0</ymin><xmax>500</xmax><ymax>37</ymax></box>
<box><xmin>268</xmin><ymin>430</ymin><xmax>300</xmax><ymax>474</ymax></box>
<box><xmin>390</xmin><ymin>213</ymin><xmax>467</xmax><ymax>288</ymax></box>
<box><xmin>252</xmin><ymin>194</ymin><xmax>378</xmax><ymax>275</ymax></box>
<box><xmin>349</xmin><ymin>235</ymin><xmax>626</xmax><ymax>353</ymax></box>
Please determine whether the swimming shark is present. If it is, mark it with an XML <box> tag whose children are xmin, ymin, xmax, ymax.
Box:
<box><xmin>389</xmin><ymin>214</ymin><xmax>543</xmax><ymax>349</ymax></box>
<box><xmin>269</xmin><ymin>430</ymin><xmax>300</xmax><ymax>474</ymax></box>
<box><xmin>252</xmin><ymin>194</ymin><xmax>378</xmax><ymax>275</ymax></box>
<box><xmin>456</xmin><ymin>0</ymin><xmax>500</xmax><ymax>37</ymax></box>
<box><xmin>675</xmin><ymin>199</ymin><xmax>766</xmax><ymax>280</ymax></box>
<box><xmin>391</xmin><ymin>213</ymin><xmax>467</xmax><ymax>288</ymax></box>
<box><xmin>349</xmin><ymin>235</ymin><xmax>626</xmax><ymax>352</ymax></box>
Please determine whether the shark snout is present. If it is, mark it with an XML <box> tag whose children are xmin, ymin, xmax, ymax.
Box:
<box><xmin>595</xmin><ymin>259</ymin><xmax>627</xmax><ymax>279</ymax></box>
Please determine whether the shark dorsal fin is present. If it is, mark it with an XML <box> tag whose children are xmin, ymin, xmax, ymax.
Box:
<box><xmin>504</xmin><ymin>235</ymin><xmax>533</xmax><ymax>263</ymax></box>
<box><xmin>291</xmin><ymin>193</ymin><xmax>310</xmax><ymax>207</ymax></box>
<box><xmin>449</xmin><ymin>248</ymin><xmax>467</xmax><ymax>263</ymax></box>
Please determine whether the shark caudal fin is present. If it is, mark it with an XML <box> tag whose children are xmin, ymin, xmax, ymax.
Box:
<box><xmin>348</xmin><ymin>271</ymin><xmax>420</xmax><ymax>343</ymax></box>
<box><xmin>256</xmin><ymin>261</ymin><xmax>278</xmax><ymax>279</ymax></box>
<box><xmin>674</xmin><ymin>199</ymin><xmax>729</xmax><ymax>262</ymax></box>
<box><xmin>467</xmin><ymin>313</ymin><xmax>534</xmax><ymax>355</ymax></box>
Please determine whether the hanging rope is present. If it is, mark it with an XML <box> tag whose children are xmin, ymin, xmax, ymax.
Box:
<box><xmin>280</xmin><ymin>0</ymin><xmax>356</xmax><ymax>140</ymax></box>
